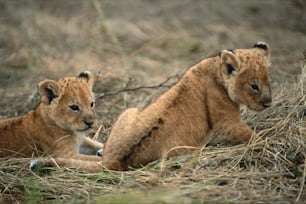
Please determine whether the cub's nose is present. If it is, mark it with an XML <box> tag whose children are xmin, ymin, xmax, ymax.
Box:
<box><xmin>263</xmin><ymin>102</ymin><xmax>272</xmax><ymax>108</ymax></box>
<box><xmin>84</xmin><ymin>117</ymin><xmax>95</xmax><ymax>128</ymax></box>
<box><xmin>84</xmin><ymin>120</ymin><xmax>94</xmax><ymax>127</ymax></box>
<box><xmin>262</xmin><ymin>97</ymin><xmax>272</xmax><ymax>108</ymax></box>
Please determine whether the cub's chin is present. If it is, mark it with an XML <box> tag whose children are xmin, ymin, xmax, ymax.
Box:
<box><xmin>247</xmin><ymin>103</ymin><xmax>267</xmax><ymax>112</ymax></box>
<box><xmin>75</xmin><ymin>125</ymin><xmax>97</xmax><ymax>134</ymax></box>
<box><xmin>79</xmin><ymin>128</ymin><xmax>96</xmax><ymax>135</ymax></box>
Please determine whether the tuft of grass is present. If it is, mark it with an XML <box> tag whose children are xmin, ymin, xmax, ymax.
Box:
<box><xmin>93</xmin><ymin>190</ymin><xmax>199</xmax><ymax>204</ymax></box>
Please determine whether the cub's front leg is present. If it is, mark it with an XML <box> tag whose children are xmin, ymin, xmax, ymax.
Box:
<box><xmin>30</xmin><ymin>141</ymin><xmax>103</xmax><ymax>172</ymax></box>
<box><xmin>210</xmin><ymin>119</ymin><xmax>253</xmax><ymax>145</ymax></box>
<box><xmin>50</xmin><ymin>136</ymin><xmax>103</xmax><ymax>161</ymax></box>
<box><xmin>30</xmin><ymin>158</ymin><xmax>103</xmax><ymax>173</ymax></box>
<box><xmin>31</xmin><ymin>139</ymin><xmax>104</xmax><ymax>172</ymax></box>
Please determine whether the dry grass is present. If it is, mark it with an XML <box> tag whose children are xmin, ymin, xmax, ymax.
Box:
<box><xmin>0</xmin><ymin>1</ymin><xmax>306</xmax><ymax>203</ymax></box>
<box><xmin>0</xmin><ymin>61</ymin><xmax>305</xmax><ymax>203</ymax></box>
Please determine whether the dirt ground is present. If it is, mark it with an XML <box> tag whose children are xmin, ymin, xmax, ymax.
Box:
<box><xmin>0</xmin><ymin>0</ymin><xmax>305</xmax><ymax>203</ymax></box>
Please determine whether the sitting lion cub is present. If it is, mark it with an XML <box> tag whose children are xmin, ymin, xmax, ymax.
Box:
<box><xmin>102</xmin><ymin>42</ymin><xmax>272</xmax><ymax>171</ymax></box>
<box><xmin>0</xmin><ymin>71</ymin><xmax>104</xmax><ymax>169</ymax></box>
<box><xmin>32</xmin><ymin>42</ymin><xmax>272</xmax><ymax>172</ymax></box>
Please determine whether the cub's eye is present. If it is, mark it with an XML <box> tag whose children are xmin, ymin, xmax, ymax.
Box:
<box><xmin>250</xmin><ymin>84</ymin><xmax>260</xmax><ymax>92</ymax></box>
<box><xmin>69</xmin><ymin>105</ymin><xmax>80</xmax><ymax>112</ymax></box>
<box><xmin>90</xmin><ymin>102</ymin><xmax>95</xmax><ymax>109</ymax></box>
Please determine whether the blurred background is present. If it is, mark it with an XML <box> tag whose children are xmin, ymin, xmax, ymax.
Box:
<box><xmin>0</xmin><ymin>0</ymin><xmax>305</xmax><ymax>118</ymax></box>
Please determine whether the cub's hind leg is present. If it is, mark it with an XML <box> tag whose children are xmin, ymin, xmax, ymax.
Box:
<box><xmin>102</xmin><ymin>108</ymin><xmax>147</xmax><ymax>170</ymax></box>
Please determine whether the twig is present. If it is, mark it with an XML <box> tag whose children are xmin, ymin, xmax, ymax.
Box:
<box><xmin>92</xmin><ymin>125</ymin><xmax>103</xmax><ymax>141</ymax></box>
<box><xmin>95</xmin><ymin>73</ymin><xmax>181</xmax><ymax>100</ymax></box>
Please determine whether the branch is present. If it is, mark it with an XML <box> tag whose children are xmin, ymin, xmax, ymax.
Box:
<box><xmin>96</xmin><ymin>73</ymin><xmax>181</xmax><ymax>100</ymax></box>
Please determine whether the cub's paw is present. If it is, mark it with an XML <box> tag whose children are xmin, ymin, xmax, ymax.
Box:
<box><xmin>30</xmin><ymin>158</ymin><xmax>57</xmax><ymax>173</ymax></box>
<box><xmin>96</xmin><ymin>149</ymin><xmax>103</xmax><ymax>157</ymax></box>
<box><xmin>30</xmin><ymin>159</ymin><xmax>43</xmax><ymax>170</ymax></box>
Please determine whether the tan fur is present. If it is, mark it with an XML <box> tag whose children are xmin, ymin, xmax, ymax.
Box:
<box><xmin>31</xmin><ymin>42</ymin><xmax>272</xmax><ymax>172</ymax></box>
<box><xmin>0</xmin><ymin>71</ymin><xmax>104</xmax><ymax>169</ymax></box>
<box><xmin>102</xmin><ymin>42</ymin><xmax>272</xmax><ymax>171</ymax></box>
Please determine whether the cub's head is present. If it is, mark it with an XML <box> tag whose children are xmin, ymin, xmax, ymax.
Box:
<box><xmin>220</xmin><ymin>42</ymin><xmax>272</xmax><ymax>111</ymax></box>
<box><xmin>38</xmin><ymin>71</ymin><xmax>97</xmax><ymax>133</ymax></box>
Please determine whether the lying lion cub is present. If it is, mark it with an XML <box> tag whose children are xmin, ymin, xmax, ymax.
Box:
<box><xmin>33</xmin><ymin>42</ymin><xmax>272</xmax><ymax>172</ymax></box>
<box><xmin>0</xmin><ymin>71</ymin><xmax>104</xmax><ymax>169</ymax></box>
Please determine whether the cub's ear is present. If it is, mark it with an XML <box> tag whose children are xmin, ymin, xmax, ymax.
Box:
<box><xmin>78</xmin><ymin>71</ymin><xmax>94</xmax><ymax>88</ymax></box>
<box><xmin>253</xmin><ymin>42</ymin><xmax>270</xmax><ymax>57</ymax></box>
<box><xmin>220</xmin><ymin>50</ymin><xmax>240</xmax><ymax>76</ymax></box>
<box><xmin>38</xmin><ymin>80</ymin><xmax>60</xmax><ymax>105</ymax></box>
<box><xmin>253</xmin><ymin>42</ymin><xmax>269</xmax><ymax>50</ymax></box>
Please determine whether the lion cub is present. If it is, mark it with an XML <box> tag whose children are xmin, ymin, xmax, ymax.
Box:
<box><xmin>102</xmin><ymin>42</ymin><xmax>272</xmax><ymax>171</ymax></box>
<box><xmin>0</xmin><ymin>71</ymin><xmax>104</xmax><ymax>169</ymax></box>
